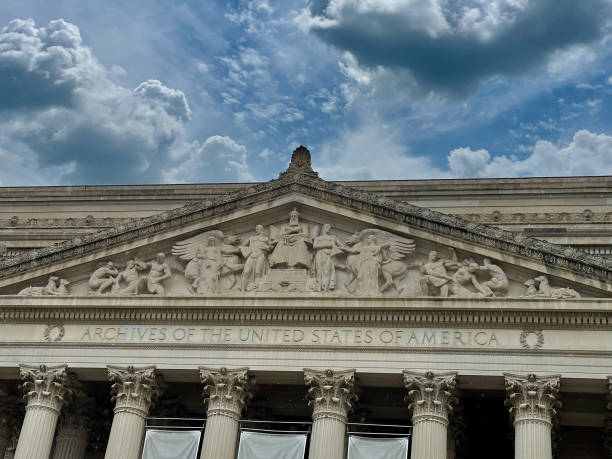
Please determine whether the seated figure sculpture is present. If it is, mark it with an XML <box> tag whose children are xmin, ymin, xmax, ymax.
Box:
<box><xmin>269</xmin><ymin>208</ymin><xmax>312</xmax><ymax>269</ymax></box>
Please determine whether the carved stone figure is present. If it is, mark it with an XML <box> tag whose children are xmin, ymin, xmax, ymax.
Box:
<box><xmin>269</xmin><ymin>208</ymin><xmax>312</xmax><ymax>269</ymax></box>
<box><xmin>448</xmin><ymin>259</ymin><xmax>489</xmax><ymax>298</ymax></box>
<box><xmin>478</xmin><ymin>258</ymin><xmax>509</xmax><ymax>296</ymax></box>
<box><xmin>173</xmin><ymin>230</ymin><xmax>243</xmax><ymax>293</ymax></box>
<box><xmin>344</xmin><ymin>228</ymin><xmax>416</xmax><ymax>294</ymax></box>
<box><xmin>144</xmin><ymin>253</ymin><xmax>171</xmax><ymax>295</ymax></box>
<box><xmin>312</xmin><ymin>224</ymin><xmax>343</xmax><ymax>292</ymax></box>
<box><xmin>240</xmin><ymin>225</ymin><xmax>272</xmax><ymax>291</ymax></box>
<box><xmin>18</xmin><ymin>276</ymin><xmax>70</xmax><ymax>296</ymax></box>
<box><xmin>88</xmin><ymin>262</ymin><xmax>119</xmax><ymax>295</ymax></box>
<box><xmin>420</xmin><ymin>250</ymin><xmax>454</xmax><ymax>297</ymax></box>
<box><xmin>521</xmin><ymin>275</ymin><xmax>580</xmax><ymax>299</ymax></box>
<box><xmin>344</xmin><ymin>235</ymin><xmax>388</xmax><ymax>295</ymax></box>
<box><xmin>112</xmin><ymin>259</ymin><xmax>147</xmax><ymax>295</ymax></box>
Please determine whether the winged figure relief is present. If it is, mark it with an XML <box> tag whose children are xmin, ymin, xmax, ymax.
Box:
<box><xmin>343</xmin><ymin>228</ymin><xmax>417</xmax><ymax>295</ymax></box>
<box><xmin>172</xmin><ymin>230</ymin><xmax>243</xmax><ymax>293</ymax></box>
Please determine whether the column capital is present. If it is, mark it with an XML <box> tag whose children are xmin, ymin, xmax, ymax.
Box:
<box><xmin>403</xmin><ymin>370</ymin><xmax>457</xmax><ymax>426</ymax></box>
<box><xmin>108</xmin><ymin>365</ymin><xmax>160</xmax><ymax>417</ymax></box>
<box><xmin>504</xmin><ymin>373</ymin><xmax>561</xmax><ymax>425</ymax></box>
<box><xmin>304</xmin><ymin>368</ymin><xmax>357</xmax><ymax>423</ymax></box>
<box><xmin>19</xmin><ymin>364</ymin><xmax>71</xmax><ymax>413</ymax></box>
<box><xmin>200</xmin><ymin>367</ymin><xmax>250</xmax><ymax>421</ymax></box>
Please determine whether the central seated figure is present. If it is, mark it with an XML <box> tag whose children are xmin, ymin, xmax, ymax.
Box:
<box><xmin>269</xmin><ymin>207</ymin><xmax>312</xmax><ymax>269</ymax></box>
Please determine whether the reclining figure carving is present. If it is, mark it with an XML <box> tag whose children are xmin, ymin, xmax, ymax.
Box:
<box><xmin>521</xmin><ymin>275</ymin><xmax>580</xmax><ymax>299</ymax></box>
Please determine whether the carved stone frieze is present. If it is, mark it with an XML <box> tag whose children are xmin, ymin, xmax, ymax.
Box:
<box><xmin>504</xmin><ymin>373</ymin><xmax>561</xmax><ymax>425</ymax></box>
<box><xmin>304</xmin><ymin>368</ymin><xmax>357</xmax><ymax>422</ymax></box>
<box><xmin>403</xmin><ymin>370</ymin><xmax>457</xmax><ymax>426</ymax></box>
<box><xmin>18</xmin><ymin>276</ymin><xmax>70</xmax><ymax>296</ymax></box>
<box><xmin>108</xmin><ymin>365</ymin><xmax>160</xmax><ymax>416</ymax></box>
<box><xmin>19</xmin><ymin>364</ymin><xmax>71</xmax><ymax>413</ymax></box>
<box><xmin>200</xmin><ymin>367</ymin><xmax>250</xmax><ymax>420</ymax></box>
<box><xmin>1</xmin><ymin>146</ymin><xmax>610</xmax><ymax>292</ymax></box>
<box><xmin>521</xmin><ymin>275</ymin><xmax>580</xmax><ymax>299</ymax></box>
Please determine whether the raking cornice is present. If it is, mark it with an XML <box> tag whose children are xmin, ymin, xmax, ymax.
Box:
<box><xmin>0</xmin><ymin>167</ymin><xmax>611</xmax><ymax>284</ymax></box>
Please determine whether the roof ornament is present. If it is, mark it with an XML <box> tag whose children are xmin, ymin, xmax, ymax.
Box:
<box><xmin>280</xmin><ymin>145</ymin><xmax>319</xmax><ymax>178</ymax></box>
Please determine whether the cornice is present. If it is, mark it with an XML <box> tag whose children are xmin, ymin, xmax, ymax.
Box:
<box><xmin>0</xmin><ymin>296</ymin><xmax>610</xmax><ymax>329</ymax></box>
<box><xmin>1</xmin><ymin>171</ymin><xmax>611</xmax><ymax>285</ymax></box>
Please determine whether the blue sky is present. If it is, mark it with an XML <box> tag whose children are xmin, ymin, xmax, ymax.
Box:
<box><xmin>1</xmin><ymin>0</ymin><xmax>612</xmax><ymax>185</ymax></box>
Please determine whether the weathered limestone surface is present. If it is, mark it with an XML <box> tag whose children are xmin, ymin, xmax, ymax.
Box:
<box><xmin>404</xmin><ymin>371</ymin><xmax>457</xmax><ymax>459</ymax></box>
<box><xmin>199</xmin><ymin>367</ymin><xmax>250</xmax><ymax>459</ymax></box>
<box><xmin>505</xmin><ymin>373</ymin><xmax>561</xmax><ymax>459</ymax></box>
<box><xmin>305</xmin><ymin>368</ymin><xmax>356</xmax><ymax>459</ymax></box>
<box><xmin>14</xmin><ymin>364</ymin><xmax>71</xmax><ymax>459</ymax></box>
<box><xmin>104</xmin><ymin>366</ymin><xmax>159</xmax><ymax>459</ymax></box>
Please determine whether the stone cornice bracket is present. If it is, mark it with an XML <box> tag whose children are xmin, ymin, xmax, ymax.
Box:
<box><xmin>108</xmin><ymin>365</ymin><xmax>160</xmax><ymax>417</ymax></box>
<box><xmin>403</xmin><ymin>370</ymin><xmax>458</xmax><ymax>426</ymax></box>
<box><xmin>279</xmin><ymin>145</ymin><xmax>319</xmax><ymax>178</ymax></box>
<box><xmin>304</xmin><ymin>368</ymin><xmax>357</xmax><ymax>423</ymax></box>
<box><xmin>19</xmin><ymin>363</ymin><xmax>71</xmax><ymax>413</ymax></box>
<box><xmin>200</xmin><ymin>367</ymin><xmax>250</xmax><ymax>421</ymax></box>
<box><xmin>504</xmin><ymin>373</ymin><xmax>561</xmax><ymax>426</ymax></box>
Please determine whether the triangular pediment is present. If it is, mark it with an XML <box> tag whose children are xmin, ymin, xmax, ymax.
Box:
<box><xmin>1</xmin><ymin>150</ymin><xmax>611</xmax><ymax>299</ymax></box>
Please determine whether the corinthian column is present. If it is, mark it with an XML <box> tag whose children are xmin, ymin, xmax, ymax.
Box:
<box><xmin>199</xmin><ymin>367</ymin><xmax>250</xmax><ymax>459</ymax></box>
<box><xmin>504</xmin><ymin>373</ymin><xmax>561</xmax><ymax>459</ymax></box>
<box><xmin>104</xmin><ymin>366</ymin><xmax>160</xmax><ymax>459</ymax></box>
<box><xmin>403</xmin><ymin>370</ymin><xmax>457</xmax><ymax>459</ymax></box>
<box><xmin>0</xmin><ymin>397</ymin><xmax>18</xmax><ymax>458</ymax></box>
<box><xmin>53</xmin><ymin>396</ymin><xmax>94</xmax><ymax>459</ymax></box>
<box><xmin>14</xmin><ymin>364</ymin><xmax>72</xmax><ymax>459</ymax></box>
<box><xmin>304</xmin><ymin>368</ymin><xmax>357</xmax><ymax>459</ymax></box>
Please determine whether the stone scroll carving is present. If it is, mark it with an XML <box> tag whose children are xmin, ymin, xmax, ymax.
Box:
<box><xmin>200</xmin><ymin>367</ymin><xmax>251</xmax><ymax>419</ymax></box>
<box><xmin>504</xmin><ymin>373</ymin><xmax>561</xmax><ymax>424</ymax></box>
<box><xmin>304</xmin><ymin>368</ymin><xmax>357</xmax><ymax>422</ymax></box>
<box><xmin>19</xmin><ymin>364</ymin><xmax>72</xmax><ymax>413</ymax></box>
<box><xmin>403</xmin><ymin>370</ymin><xmax>457</xmax><ymax>424</ymax></box>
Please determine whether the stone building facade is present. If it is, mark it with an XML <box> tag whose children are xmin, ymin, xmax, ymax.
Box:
<box><xmin>0</xmin><ymin>147</ymin><xmax>610</xmax><ymax>458</ymax></box>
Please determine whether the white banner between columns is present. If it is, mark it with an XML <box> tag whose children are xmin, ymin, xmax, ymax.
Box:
<box><xmin>347</xmin><ymin>436</ymin><xmax>409</xmax><ymax>459</ymax></box>
<box><xmin>141</xmin><ymin>430</ymin><xmax>201</xmax><ymax>459</ymax></box>
<box><xmin>237</xmin><ymin>431</ymin><xmax>307</xmax><ymax>459</ymax></box>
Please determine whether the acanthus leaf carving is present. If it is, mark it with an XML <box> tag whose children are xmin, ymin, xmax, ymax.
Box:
<box><xmin>19</xmin><ymin>364</ymin><xmax>71</xmax><ymax>413</ymax></box>
<box><xmin>199</xmin><ymin>367</ymin><xmax>250</xmax><ymax>420</ymax></box>
<box><xmin>107</xmin><ymin>365</ymin><xmax>160</xmax><ymax>416</ymax></box>
<box><xmin>304</xmin><ymin>368</ymin><xmax>357</xmax><ymax>422</ymax></box>
<box><xmin>504</xmin><ymin>373</ymin><xmax>561</xmax><ymax>425</ymax></box>
<box><xmin>403</xmin><ymin>370</ymin><xmax>457</xmax><ymax>425</ymax></box>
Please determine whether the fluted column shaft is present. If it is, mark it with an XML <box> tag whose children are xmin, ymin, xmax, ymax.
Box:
<box><xmin>305</xmin><ymin>368</ymin><xmax>356</xmax><ymax>459</ymax></box>
<box><xmin>52</xmin><ymin>425</ymin><xmax>89</xmax><ymax>459</ymax></box>
<box><xmin>404</xmin><ymin>371</ymin><xmax>457</xmax><ymax>459</ymax></box>
<box><xmin>505</xmin><ymin>373</ymin><xmax>560</xmax><ymax>459</ymax></box>
<box><xmin>14</xmin><ymin>364</ymin><xmax>71</xmax><ymax>459</ymax></box>
<box><xmin>104</xmin><ymin>365</ymin><xmax>159</xmax><ymax>459</ymax></box>
<box><xmin>199</xmin><ymin>367</ymin><xmax>250</xmax><ymax>459</ymax></box>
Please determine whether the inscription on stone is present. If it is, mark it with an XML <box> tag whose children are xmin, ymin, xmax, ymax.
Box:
<box><xmin>77</xmin><ymin>326</ymin><xmax>500</xmax><ymax>348</ymax></box>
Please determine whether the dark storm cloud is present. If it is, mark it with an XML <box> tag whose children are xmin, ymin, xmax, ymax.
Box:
<box><xmin>304</xmin><ymin>0</ymin><xmax>612</xmax><ymax>96</ymax></box>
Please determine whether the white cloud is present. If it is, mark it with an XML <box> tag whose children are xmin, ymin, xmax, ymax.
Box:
<box><xmin>315</xmin><ymin>123</ymin><xmax>446</xmax><ymax>180</ymax></box>
<box><xmin>448</xmin><ymin>130</ymin><xmax>612</xmax><ymax>178</ymax></box>
<box><xmin>547</xmin><ymin>45</ymin><xmax>597</xmax><ymax>80</ymax></box>
<box><xmin>163</xmin><ymin>135</ymin><xmax>254</xmax><ymax>183</ymax></box>
<box><xmin>0</xmin><ymin>18</ymin><xmax>192</xmax><ymax>184</ymax></box>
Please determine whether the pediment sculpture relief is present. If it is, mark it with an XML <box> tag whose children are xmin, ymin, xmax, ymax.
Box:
<box><xmin>8</xmin><ymin>207</ymin><xmax>587</xmax><ymax>299</ymax></box>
